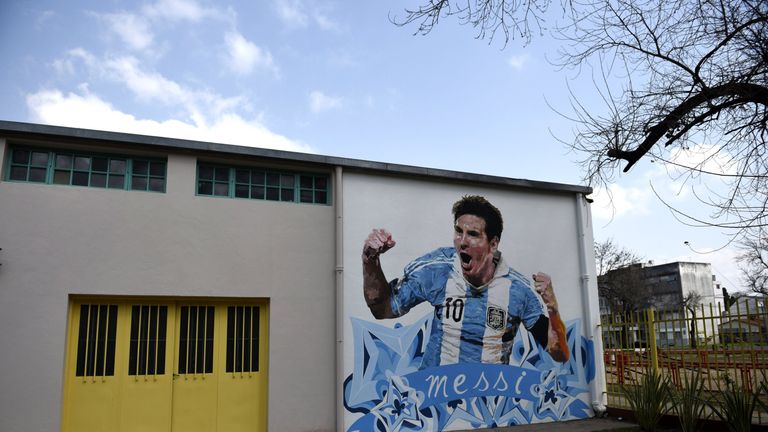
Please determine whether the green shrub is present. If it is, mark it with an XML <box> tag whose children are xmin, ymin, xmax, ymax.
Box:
<box><xmin>707</xmin><ymin>376</ymin><xmax>757</xmax><ymax>432</ymax></box>
<box><xmin>670</xmin><ymin>372</ymin><xmax>708</xmax><ymax>432</ymax></box>
<box><xmin>621</xmin><ymin>368</ymin><xmax>671</xmax><ymax>431</ymax></box>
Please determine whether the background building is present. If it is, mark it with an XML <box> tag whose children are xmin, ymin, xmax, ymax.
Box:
<box><xmin>0</xmin><ymin>121</ymin><xmax>603</xmax><ymax>432</ymax></box>
<box><xmin>599</xmin><ymin>261</ymin><xmax>725</xmax><ymax>347</ymax></box>
<box><xmin>719</xmin><ymin>294</ymin><xmax>768</xmax><ymax>344</ymax></box>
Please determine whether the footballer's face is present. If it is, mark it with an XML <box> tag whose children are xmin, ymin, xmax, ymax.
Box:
<box><xmin>453</xmin><ymin>214</ymin><xmax>499</xmax><ymax>287</ymax></box>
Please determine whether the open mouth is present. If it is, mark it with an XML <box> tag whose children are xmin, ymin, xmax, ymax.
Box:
<box><xmin>459</xmin><ymin>252</ymin><xmax>472</xmax><ymax>269</ymax></box>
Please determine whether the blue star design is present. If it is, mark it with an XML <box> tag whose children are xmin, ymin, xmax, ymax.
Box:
<box><xmin>534</xmin><ymin>370</ymin><xmax>572</xmax><ymax>420</ymax></box>
<box><xmin>345</xmin><ymin>315</ymin><xmax>431</xmax><ymax>410</ymax></box>
<box><xmin>370</xmin><ymin>375</ymin><xmax>423</xmax><ymax>431</ymax></box>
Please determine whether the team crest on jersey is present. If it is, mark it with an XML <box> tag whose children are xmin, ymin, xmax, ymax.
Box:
<box><xmin>486</xmin><ymin>306</ymin><xmax>506</xmax><ymax>330</ymax></box>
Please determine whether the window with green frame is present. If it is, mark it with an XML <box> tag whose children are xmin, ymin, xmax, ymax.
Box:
<box><xmin>5</xmin><ymin>146</ymin><xmax>166</xmax><ymax>192</ymax></box>
<box><xmin>197</xmin><ymin>163</ymin><xmax>329</xmax><ymax>205</ymax></box>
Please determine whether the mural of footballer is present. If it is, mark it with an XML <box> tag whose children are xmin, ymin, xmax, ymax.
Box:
<box><xmin>362</xmin><ymin>195</ymin><xmax>569</xmax><ymax>368</ymax></box>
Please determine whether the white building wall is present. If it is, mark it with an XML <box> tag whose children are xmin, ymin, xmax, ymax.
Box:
<box><xmin>0</xmin><ymin>142</ymin><xmax>337</xmax><ymax>432</ymax></box>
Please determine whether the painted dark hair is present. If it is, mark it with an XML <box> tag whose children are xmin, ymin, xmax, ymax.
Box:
<box><xmin>452</xmin><ymin>195</ymin><xmax>503</xmax><ymax>241</ymax></box>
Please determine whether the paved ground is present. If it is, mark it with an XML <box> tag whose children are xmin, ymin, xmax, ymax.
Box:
<box><xmin>454</xmin><ymin>417</ymin><xmax>640</xmax><ymax>432</ymax></box>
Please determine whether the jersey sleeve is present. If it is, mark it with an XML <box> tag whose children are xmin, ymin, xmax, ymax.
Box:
<box><xmin>520</xmin><ymin>280</ymin><xmax>546</xmax><ymax>330</ymax></box>
<box><xmin>389</xmin><ymin>249</ymin><xmax>451</xmax><ymax>317</ymax></box>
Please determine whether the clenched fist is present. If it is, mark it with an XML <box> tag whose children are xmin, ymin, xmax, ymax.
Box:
<box><xmin>533</xmin><ymin>272</ymin><xmax>559</xmax><ymax>315</ymax></box>
<box><xmin>362</xmin><ymin>229</ymin><xmax>396</xmax><ymax>263</ymax></box>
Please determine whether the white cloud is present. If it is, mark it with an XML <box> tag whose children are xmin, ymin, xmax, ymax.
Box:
<box><xmin>104</xmin><ymin>56</ymin><xmax>188</xmax><ymax>105</ymax></box>
<box><xmin>26</xmin><ymin>89</ymin><xmax>312</xmax><ymax>153</ymax></box>
<box><xmin>667</xmin><ymin>143</ymin><xmax>737</xmax><ymax>177</ymax></box>
<box><xmin>590</xmin><ymin>183</ymin><xmax>652</xmax><ymax>221</ymax></box>
<box><xmin>309</xmin><ymin>90</ymin><xmax>343</xmax><ymax>113</ymax></box>
<box><xmin>52</xmin><ymin>50</ymin><xmax>248</xmax><ymax>122</ymax></box>
<box><xmin>52</xmin><ymin>48</ymin><xmax>97</xmax><ymax>75</ymax></box>
<box><xmin>275</xmin><ymin>0</ymin><xmax>340</xmax><ymax>30</ymax></box>
<box><xmin>640</xmin><ymin>142</ymin><xmax>737</xmax><ymax>203</ymax></box>
<box><xmin>99</xmin><ymin>12</ymin><xmax>154</xmax><ymax>51</ymax></box>
<box><xmin>142</xmin><ymin>0</ymin><xmax>213</xmax><ymax>22</ymax></box>
<box><xmin>275</xmin><ymin>0</ymin><xmax>308</xmax><ymax>27</ymax></box>
<box><xmin>224</xmin><ymin>32</ymin><xmax>277</xmax><ymax>76</ymax></box>
<box><xmin>508</xmin><ymin>54</ymin><xmax>529</xmax><ymax>71</ymax></box>
<box><xmin>314</xmin><ymin>12</ymin><xmax>339</xmax><ymax>31</ymax></box>
<box><xmin>35</xmin><ymin>10</ymin><xmax>56</xmax><ymax>30</ymax></box>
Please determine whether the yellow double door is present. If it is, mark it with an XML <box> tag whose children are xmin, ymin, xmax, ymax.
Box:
<box><xmin>62</xmin><ymin>298</ymin><xmax>268</xmax><ymax>432</ymax></box>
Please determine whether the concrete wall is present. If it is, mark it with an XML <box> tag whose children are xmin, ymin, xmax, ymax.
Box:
<box><xmin>0</xmin><ymin>139</ymin><xmax>336</xmax><ymax>432</ymax></box>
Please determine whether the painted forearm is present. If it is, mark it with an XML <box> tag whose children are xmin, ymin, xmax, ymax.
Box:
<box><xmin>362</xmin><ymin>256</ymin><xmax>394</xmax><ymax>319</ymax></box>
<box><xmin>546</xmin><ymin>310</ymin><xmax>569</xmax><ymax>362</ymax></box>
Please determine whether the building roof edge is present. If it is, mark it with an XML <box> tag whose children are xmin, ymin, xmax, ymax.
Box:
<box><xmin>0</xmin><ymin>120</ymin><xmax>592</xmax><ymax>195</ymax></box>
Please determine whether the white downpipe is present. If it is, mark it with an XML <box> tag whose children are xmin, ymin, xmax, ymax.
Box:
<box><xmin>575</xmin><ymin>193</ymin><xmax>607</xmax><ymax>414</ymax></box>
<box><xmin>334</xmin><ymin>166</ymin><xmax>345</xmax><ymax>432</ymax></box>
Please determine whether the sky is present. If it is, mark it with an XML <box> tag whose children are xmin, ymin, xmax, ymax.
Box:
<box><xmin>0</xmin><ymin>0</ymin><xmax>749</xmax><ymax>294</ymax></box>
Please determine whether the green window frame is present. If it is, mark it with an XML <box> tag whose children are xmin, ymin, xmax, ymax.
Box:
<box><xmin>5</xmin><ymin>146</ymin><xmax>167</xmax><ymax>192</ymax></box>
<box><xmin>196</xmin><ymin>163</ymin><xmax>330</xmax><ymax>205</ymax></box>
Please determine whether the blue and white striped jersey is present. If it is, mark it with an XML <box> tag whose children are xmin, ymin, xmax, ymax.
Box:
<box><xmin>390</xmin><ymin>247</ymin><xmax>545</xmax><ymax>368</ymax></box>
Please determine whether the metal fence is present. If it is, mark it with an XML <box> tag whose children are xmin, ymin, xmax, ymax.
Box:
<box><xmin>601</xmin><ymin>299</ymin><xmax>768</xmax><ymax>424</ymax></box>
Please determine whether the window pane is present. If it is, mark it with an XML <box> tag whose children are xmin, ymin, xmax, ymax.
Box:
<box><xmin>281</xmin><ymin>189</ymin><xmax>294</xmax><ymax>202</ymax></box>
<box><xmin>74</xmin><ymin>156</ymin><xmax>91</xmax><ymax>170</ymax></box>
<box><xmin>251</xmin><ymin>170</ymin><xmax>265</xmax><ymax>185</ymax></box>
<box><xmin>178</xmin><ymin>307</ymin><xmax>189</xmax><ymax>374</ymax></box>
<box><xmin>31</xmin><ymin>152</ymin><xmax>49</xmax><ymax>166</ymax></box>
<box><xmin>235</xmin><ymin>169</ymin><xmax>250</xmax><ymax>184</ymax></box>
<box><xmin>266</xmin><ymin>173</ymin><xmax>280</xmax><ymax>186</ymax></box>
<box><xmin>92</xmin><ymin>157</ymin><xmax>108</xmax><ymax>172</ymax></box>
<box><xmin>214</xmin><ymin>168</ymin><xmax>229</xmax><ymax>182</ymax></box>
<box><xmin>105</xmin><ymin>306</ymin><xmax>118</xmax><ymax>376</ymax></box>
<box><xmin>214</xmin><ymin>183</ymin><xmax>229</xmax><ymax>196</ymax></box>
<box><xmin>29</xmin><ymin>168</ymin><xmax>47</xmax><ymax>183</ymax></box>
<box><xmin>156</xmin><ymin>307</ymin><xmax>167</xmax><ymax>374</ymax></box>
<box><xmin>28</xmin><ymin>168</ymin><xmax>46</xmax><ymax>182</ymax></box>
<box><xmin>108</xmin><ymin>175</ymin><xmax>124</xmax><ymax>189</ymax></box>
<box><xmin>72</xmin><ymin>172</ymin><xmax>89</xmax><ymax>186</ymax></box>
<box><xmin>75</xmin><ymin>304</ymin><xmax>117</xmax><ymax>377</ymax></box>
<box><xmin>9</xmin><ymin>166</ymin><xmax>27</xmax><ymax>180</ymax></box>
<box><xmin>205</xmin><ymin>307</ymin><xmax>214</xmax><ymax>374</ymax></box>
<box><xmin>235</xmin><ymin>184</ymin><xmax>249</xmax><ymax>198</ymax></box>
<box><xmin>91</xmin><ymin>173</ymin><xmax>107</xmax><ymax>188</ymax></box>
<box><xmin>315</xmin><ymin>191</ymin><xmax>327</xmax><ymax>204</ymax></box>
<box><xmin>198</xmin><ymin>181</ymin><xmax>213</xmax><ymax>195</ymax></box>
<box><xmin>198</xmin><ymin>165</ymin><xmax>213</xmax><ymax>180</ymax></box>
<box><xmin>149</xmin><ymin>178</ymin><xmax>165</xmax><ymax>192</ymax></box>
<box><xmin>132</xmin><ymin>176</ymin><xmax>147</xmax><ymax>191</ymax></box>
<box><xmin>133</xmin><ymin>160</ymin><xmax>148</xmax><ymax>175</ymax></box>
<box><xmin>129</xmin><ymin>306</ymin><xmax>140</xmax><ymax>375</ymax></box>
<box><xmin>56</xmin><ymin>154</ymin><xmax>73</xmax><ymax>169</ymax></box>
<box><xmin>300</xmin><ymin>175</ymin><xmax>313</xmax><ymax>189</ymax></box>
<box><xmin>280</xmin><ymin>174</ymin><xmax>294</xmax><ymax>188</ymax></box>
<box><xmin>54</xmin><ymin>170</ymin><xmax>70</xmax><ymax>184</ymax></box>
<box><xmin>251</xmin><ymin>308</ymin><xmax>259</xmax><ymax>371</ymax></box>
<box><xmin>109</xmin><ymin>159</ymin><xmax>126</xmax><ymax>174</ymax></box>
<box><xmin>315</xmin><ymin>176</ymin><xmax>327</xmax><ymax>189</ymax></box>
<box><xmin>266</xmin><ymin>187</ymin><xmax>279</xmax><ymax>201</ymax></box>
<box><xmin>300</xmin><ymin>190</ymin><xmax>313</xmax><ymax>203</ymax></box>
<box><xmin>150</xmin><ymin>162</ymin><xmax>165</xmax><ymax>177</ymax></box>
<box><xmin>251</xmin><ymin>186</ymin><xmax>264</xmax><ymax>200</ymax></box>
<box><xmin>12</xmin><ymin>149</ymin><xmax>29</xmax><ymax>164</ymax></box>
<box><xmin>95</xmin><ymin>305</ymin><xmax>109</xmax><ymax>376</ymax></box>
<box><xmin>75</xmin><ymin>305</ymin><xmax>89</xmax><ymax>376</ymax></box>
<box><xmin>226</xmin><ymin>307</ymin><xmax>235</xmax><ymax>373</ymax></box>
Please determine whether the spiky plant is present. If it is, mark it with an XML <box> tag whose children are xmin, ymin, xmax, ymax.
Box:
<box><xmin>621</xmin><ymin>368</ymin><xmax>672</xmax><ymax>431</ymax></box>
<box><xmin>708</xmin><ymin>376</ymin><xmax>758</xmax><ymax>432</ymax></box>
<box><xmin>669</xmin><ymin>371</ymin><xmax>708</xmax><ymax>432</ymax></box>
